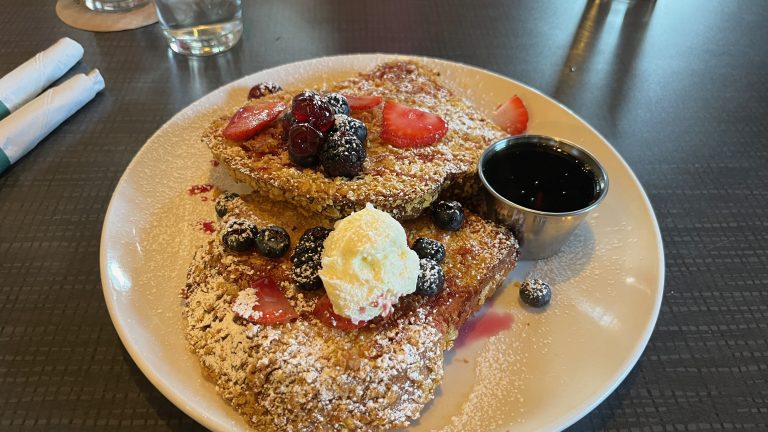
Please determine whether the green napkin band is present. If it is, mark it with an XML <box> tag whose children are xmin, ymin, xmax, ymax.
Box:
<box><xmin>0</xmin><ymin>149</ymin><xmax>11</xmax><ymax>174</ymax></box>
<box><xmin>0</xmin><ymin>101</ymin><xmax>9</xmax><ymax>121</ymax></box>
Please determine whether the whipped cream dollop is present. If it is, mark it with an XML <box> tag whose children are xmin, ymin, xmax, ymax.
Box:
<box><xmin>318</xmin><ymin>204</ymin><xmax>420</xmax><ymax>324</ymax></box>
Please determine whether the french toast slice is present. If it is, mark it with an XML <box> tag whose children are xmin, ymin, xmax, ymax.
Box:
<box><xmin>183</xmin><ymin>194</ymin><xmax>518</xmax><ymax>431</ymax></box>
<box><xmin>202</xmin><ymin>60</ymin><xmax>507</xmax><ymax>221</ymax></box>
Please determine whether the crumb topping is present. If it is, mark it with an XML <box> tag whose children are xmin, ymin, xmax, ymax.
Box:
<box><xmin>203</xmin><ymin>60</ymin><xmax>507</xmax><ymax>220</ymax></box>
<box><xmin>182</xmin><ymin>195</ymin><xmax>519</xmax><ymax>431</ymax></box>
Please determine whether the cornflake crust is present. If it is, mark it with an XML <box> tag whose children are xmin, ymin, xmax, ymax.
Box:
<box><xmin>203</xmin><ymin>60</ymin><xmax>507</xmax><ymax>221</ymax></box>
<box><xmin>183</xmin><ymin>195</ymin><xmax>519</xmax><ymax>431</ymax></box>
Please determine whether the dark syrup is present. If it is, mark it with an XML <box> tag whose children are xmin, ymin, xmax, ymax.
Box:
<box><xmin>484</xmin><ymin>145</ymin><xmax>599</xmax><ymax>213</ymax></box>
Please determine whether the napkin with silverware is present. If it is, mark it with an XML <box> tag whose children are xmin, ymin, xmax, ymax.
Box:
<box><xmin>0</xmin><ymin>38</ymin><xmax>105</xmax><ymax>174</ymax></box>
<box><xmin>0</xmin><ymin>37</ymin><xmax>83</xmax><ymax>120</ymax></box>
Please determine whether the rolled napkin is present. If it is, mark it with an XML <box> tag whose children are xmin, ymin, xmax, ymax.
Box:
<box><xmin>0</xmin><ymin>69</ymin><xmax>105</xmax><ymax>174</ymax></box>
<box><xmin>0</xmin><ymin>37</ymin><xmax>84</xmax><ymax>120</ymax></box>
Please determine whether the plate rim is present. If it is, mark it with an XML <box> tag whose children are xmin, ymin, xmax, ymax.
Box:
<box><xmin>100</xmin><ymin>53</ymin><xmax>665</xmax><ymax>432</ymax></box>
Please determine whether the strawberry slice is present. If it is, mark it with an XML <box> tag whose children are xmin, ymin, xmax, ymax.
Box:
<box><xmin>380</xmin><ymin>101</ymin><xmax>448</xmax><ymax>148</ymax></box>
<box><xmin>313</xmin><ymin>294</ymin><xmax>366</xmax><ymax>330</ymax></box>
<box><xmin>232</xmin><ymin>277</ymin><xmax>298</xmax><ymax>324</ymax></box>
<box><xmin>491</xmin><ymin>95</ymin><xmax>529</xmax><ymax>135</ymax></box>
<box><xmin>344</xmin><ymin>95</ymin><xmax>383</xmax><ymax>111</ymax></box>
<box><xmin>222</xmin><ymin>101</ymin><xmax>287</xmax><ymax>141</ymax></box>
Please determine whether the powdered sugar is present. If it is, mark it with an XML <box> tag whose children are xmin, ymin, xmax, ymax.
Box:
<box><xmin>441</xmin><ymin>332</ymin><xmax>529</xmax><ymax>431</ymax></box>
<box><xmin>232</xmin><ymin>288</ymin><xmax>262</xmax><ymax>321</ymax></box>
<box><xmin>182</xmin><ymin>193</ymin><xmax>518</xmax><ymax>431</ymax></box>
<box><xmin>104</xmin><ymin>55</ymin><xmax>659</xmax><ymax>432</ymax></box>
<box><xmin>436</xmin><ymin>214</ymin><xmax>640</xmax><ymax>431</ymax></box>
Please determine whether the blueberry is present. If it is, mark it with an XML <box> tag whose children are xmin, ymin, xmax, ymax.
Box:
<box><xmin>324</xmin><ymin>93</ymin><xmax>350</xmax><ymax>116</ymax></box>
<box><xmin>416</xmin><ymin>258</ymin><xmax>445</xmax><ymax>296</ymax></box>
<box><xmin>332</xmin><ymin>114</ymin><xmax>368</xmax><ymax>143</ymax></box>
<box><xmin>248</xmin><ymin>82</ymin><xmax>282</xmax><ymax>100</ymax></box>
<box><xmin>222</xmin><ymin>219</ymin><xmax>258</xmax><ymax>252</ymax></box>
<box><xmin>214</xmin><ymin>202</ymin><xmax>227</xmax><ymax>218</ymax></box>
<box><xmin>432</xmin><ymin>200</ymin><xmax>465</xmax><ymax>231</ymax></box>
<box><xmin>291</xmin><ymin>226</ymin><xmax>331</xmax><ymax>291</ymax></box>
<box><xmin>288</xmin><ymin>123</ymin><xmax>324</xmax><ymax>167</ymax></box>
<box><xmin>220</xmin><ymin>191</ymin><xmax>240</xmax><ymax>201</ymax></box>
<box><xmin>411</xmin><ymin>237</ymin><xmax>446</xmax><ymax>263</ymax></box>
<box><xmin>320</xmin><ymin>131</ymin><xmax>366</xmax><ymax>178</ymax></box>
<box><xmin>519</xmin><ymin>278</ymin><xmax>552</xmax><ymax>307</ymax></box>
<box><xmin>214</xmin><ymin>192</ymin><xmax>240</xmax><ymax>218</ymax></box>
<box><xmin>255</xmin><ymin>225</ymin><xmax>291</xmax><ymax>258</ymax></box>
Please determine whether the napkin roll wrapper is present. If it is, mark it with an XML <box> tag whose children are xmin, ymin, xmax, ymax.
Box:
<box><xmin>0</xmin><ymin>70</ymin><xmax>105</xmax><ymax>173</ymax></box>
<box><xmin>0</xmin><ymin>38</ymin><xmax>84</xmax><ymax>120</ymax></box>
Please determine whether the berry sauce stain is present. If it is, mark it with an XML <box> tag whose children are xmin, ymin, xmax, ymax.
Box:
<box><xmin>198</xmin><ymin>220</ymin><xmax>216</xmax><ymax>234</ymax></box>
<box><xmin>188</xmin><ymin>184</ymin><xmax>214</xmax><ymax>195</ymax></box>
<box><xmin>211</xmin><ymin>159</ymin><xmax>220</xmax><ymax>167</ymax></box>
<box><xmin>454</xmin><ymin>309</ymin><xmax>514</xmax><ymax>349</ymax></box>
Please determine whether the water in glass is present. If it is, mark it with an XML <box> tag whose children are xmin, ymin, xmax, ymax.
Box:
<box><xmin>84</xmin><ymin>0</ymin><xmax>149</xmax><ymax>12</ymax></box>
<box><xmin>154</xmin><ymin>0</ymin><xmax>243</xmax><ymax>56</ymax></box>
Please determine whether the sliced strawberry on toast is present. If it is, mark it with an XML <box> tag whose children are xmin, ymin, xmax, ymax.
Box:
<box><xmin>380</xmin><ymin>100</ymin><xmax>448</xmax><ymax>148</ymax></box>
<box><xmin>491</xmin><ymin>95</ymin><xmax>528</xmax><ymax>135</ymax></box>
<box><xmin>204</xmin><ymin>60</ymin><xmax>512</xmax><ymax>221</ymax></box>
<box><xmin>313</xmin><ymin>294</ymin><xmax>366</xmax><ymax>330</ymax></box>
<box><xmin>231</xmin><ymin>276</ymin><xmax>298</xmax><ymax>324</ymax></box>
<box><xmin>344</xmin><ymin>95</ymin><xmax>383</xmax><ymax>111</ymax></box>
<box><xmin>222</xmin><ymin>101</ymin><xmax>287</xmax><ymax>141</ymax></box>
<box><xmin>183</xmin><ymin>194</ymin><xmax>520</xmax><ymax>431</ymax></box>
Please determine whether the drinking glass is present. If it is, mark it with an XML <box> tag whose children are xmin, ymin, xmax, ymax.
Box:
<box><xmin>153</xmin><ymin>0</ymin><xmax>243</xmax><ymax>56</ymax></box>
<box><xmin>84</xmin><ymin>0</ymin><xmax>150</xmax><ymax>12</ymax></box>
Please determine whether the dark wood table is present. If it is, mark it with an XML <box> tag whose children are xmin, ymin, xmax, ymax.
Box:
<box><xmin>2</xmin><ymin>0</ymin><xmax>767</xmax><ymax>430</ymax></box>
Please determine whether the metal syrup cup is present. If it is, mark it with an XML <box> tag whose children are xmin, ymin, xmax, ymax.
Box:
<box><xmin>478</xmin><ymin>135</ymin><xmax>609</xmax><ymax>260</ymax></box>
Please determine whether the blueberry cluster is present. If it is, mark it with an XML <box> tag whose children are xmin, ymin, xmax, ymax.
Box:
<box><xmin>282</xmin><ymin>91</ymin><xmax>368</xmax><ymax>178</ymax></box>
<box><xmin>291</xmin><ymin>226</ymin><xmax>332</xmax><ymax>291</ymax></box>
<box><xmin>221</xmin><ymin>218</ymin><xmax>291</xmax><ymax>258</ymax></box>
<box><xmin>411</xmin><ymin>237</ymin><xmax>446</xmax><ymax>296</ymax></box>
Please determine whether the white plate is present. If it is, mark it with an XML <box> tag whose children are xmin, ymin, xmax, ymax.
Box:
<box><xmin>101</xmin><ymin>54</ymin><xmax>663</xmax><ymax>431</ymax></box>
